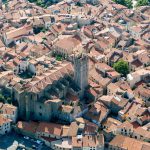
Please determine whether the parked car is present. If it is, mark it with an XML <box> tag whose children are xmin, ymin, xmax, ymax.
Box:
<box><xmin>32</xmin><ymin>145</ymin><xmax>36</xmax><ymax>149</ymax></box>
<box><xmin>30</xmin><ymin>138</ymin><xmax>35</xmax><ymax>142</ymax></box>
<box><xmin>24</xmin><ymin>136</ymin><xmax>29</xmax><ymax>140</ymax></box>
<box><xmin>36</xmin><ymin>140</ymin><xmax>42</xmax><ymax>144</ymax></box>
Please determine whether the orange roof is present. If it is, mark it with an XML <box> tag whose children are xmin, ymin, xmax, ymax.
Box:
<box><xmin>0</xmin><ymin>114</ymin><xmax>12</xmax><ymax>125</ymax></box>
<box><xmin>1</xmin><ymin>104</ymin><xmax>17</xmax><ymax>115</ymax></box>
<box><xmin>5</xmin><ymin>24</ymin><xmax>32</xmax><ymax>40</ymax></box>
<box><xmin>110</xmin><ymin>135</ymin><xmax>150</xmax><ymax>150</ymax></box>
<box><xmin>54</xmin><ymin>35</ymin><xmax>81</xmax><ymax>51</ymax></box>
<box><xmin>17</xmin><ymin>121</ymin><xmax>39</xmax><ymax>134</ymax></box>
<box><xmin>26</xmin><ymin>62</ymin><xmax>73</xmax><ymax>93</ymax></box>
<box><xmin>107</xmin><ymin>70</ymin><xmax>120</xmax><ymax>77</ymax></box>
<box><xmin>36</xmin><ymin>122</ymin><xmax>63</xmax><ymax>136</ymax></box>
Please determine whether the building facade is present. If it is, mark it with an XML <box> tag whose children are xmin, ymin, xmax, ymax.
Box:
<box><xmin>12</xmin><ymin>55</ymin><xmax>89</xmax><ymax>121</ymax></box>
<box><xmin>74</xmin><ymin>54</ymin><xmax>89</xmax><ymax>98</ymax></box>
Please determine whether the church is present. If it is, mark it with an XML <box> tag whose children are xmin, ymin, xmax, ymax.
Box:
<box><xmin>12</xmin><ymin>53</ymin><xmax>89</xmax><ymax>121</ymax></box>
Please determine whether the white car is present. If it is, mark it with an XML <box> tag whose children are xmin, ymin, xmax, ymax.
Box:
<box><xmin>30</xmin><ymin>138</ymin><xmax>35</xmax><ymax>142</ymax></box>
<box><xmin>36</xmin><ymin>140</ymin><xmax>42</xmax><ymax>144</ymax></box>
<box><xmin>24</xmin><ymin>136</ymin><xmax>29</xmax><ymax>140</ymax></box>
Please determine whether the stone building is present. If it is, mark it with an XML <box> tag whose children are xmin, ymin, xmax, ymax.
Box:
<box><xmin>13</xmin><ymin>61</ymin><xmax>74</xmax><ymax>121</ymax></box>
<box><xmin>0</xmin><ymin>103</ymin><xmax>18</xmax><ymax>123</ymax></box>
<box><xmin>0</xmin><ymin>114</ymin><xmax>12</xmax><ymax>135</ymax></box>
<box><xmin>74</xmin><ymin>53</ymin><xmax>89</xmax><ymax>98</ymax></box>
<box><xmin>12</xmin><ymin>55</ymin><xmax>89</xmax><ymax>121</ymax></box>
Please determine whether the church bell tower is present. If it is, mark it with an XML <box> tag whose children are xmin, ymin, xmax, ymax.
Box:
<box><xmin>74</xmin><ymin>53</ymin><xmax>89</xmax><ymax>98</ymax></box>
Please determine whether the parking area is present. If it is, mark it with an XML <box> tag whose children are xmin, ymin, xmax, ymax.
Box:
<box><xmin>0</xmin><ymin>132</ymin><xmax>50</xmax><ymax>150</ymax></box>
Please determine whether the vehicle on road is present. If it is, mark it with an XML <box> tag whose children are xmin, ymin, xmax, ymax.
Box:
<box><xmin>32</xmin><ymin>145</ymin><xmax>37</xmax><ymax>149</ymax></box>
<box><xmin>24</xmin><ymin>136</ymin><xmax>29</xmax><ymax>140</ymax></box>
<box><xmin>36</xmin><ymin>140</ymin><xmax>42</xmax><ymax>144</ymax></box>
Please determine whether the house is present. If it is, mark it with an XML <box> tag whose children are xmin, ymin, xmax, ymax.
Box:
<box><xmin>72</xmin><ymin>134</ymin><xmax>104</xmax><ymax>150</ymax></box>
<box><xmin>41</xmin><ymin>122</ymin><xmax>78</xmax><ymax>149</ymax></box>
<box><xmin>0</xmin><ymin>103</ymin><xmax>18</xmax><ymax>123</ymax></box>
<box><xmin>108</xmin><ymin>135</ymin><xmax>150</xmax><ymax>150</ymax></box>
<box><xmin>106</xmin><ymin>49</ymin><xmax>123</xmax><ymax>66</ymax></box>
<box><xmin>95</xmin><ymin>38</ymin><xmax>110</xmax><ymax>52</ymax></box>
<box><xmin>89</xmin><ymin>68</ymin><xmax>111</xmax><ymax>94</ymax></box>
<box><xmin>93</xmin><ymin>60</ymin><xmax>121</xmax><ymax>82</ymax></box>
<box><xmin>133</xmin><ymin>127</ymin><xmax>150</xmax><ymax>142</ymax></box>
<box><xmin>84</xmin><ymin>101</ymin><xmax>109</xmax><ymax>126</ymax></box>
<box><xmin>134</xmin><ymin>84</ymin><xmax>150</xmax><ymax>105</ymax></box>
<box><xmin>117</xmin><ymin>121</ymin><xmax>150</xmax><ymax>142</ymax></box>
<box><xmin>116</xmin><ymin>81</ymin><xmax>134</xmax><ymax>99</ymax></box>
<box><xmin>89</xmin><ymin>48</ymin><xmax>105</xmax><ymax>63</ymax></box>
<box><xmin>107</xmin><ymin>81</ymin><xmax>133</xmax><ymax>100</ymax></box>
<box><xmin>75</xmin><ymin>117</ymin><xmax>99</xmax><ymax>135</ymax></box>
<box><xmin>3</xmin><ymin>24</ymin><xmax>33</xmax><ymax>46</ymax></box>
<box><xmin>57</xmin><ymin>105</ymin><xmax>74</xmax><ymax>122</ymax></box>
<box><xmin>43</xmin><ymin>15</ymin><xmax>53</xmax><ymax>29</ymax></box>
<box><xmin>50</xmin><ymin>22</ymin><xmax>68</xmax><ymax>36</ymax></box>
<box><xmin>47</xmin><ymin>138</ymin><xmax>72</xmax><ymax>150</ymax></box>
<box><xmin>136</xmin><ymin>110</ymin><xmax>150</xmax><ymax>126</ymax></box>
<box><xmin>128</xmin><ymin>26</ymin><xmax>143</xmax><ymax>39</ymax></box>
<box><xmin>102</xmin><ymin>117</ymin><xmax>122</xmax><ymax>142</ymax></box>
<box><xmin>16</xmin><ymin>121</ymin><xmax>78</xmax><ymax>146</ymax></box>
<box><xmin>98</xmin><ymin>95</ymin><xmax>113</xmax><ymax>108</ymax></box>
<box><xmin>127</xmin><ymin>69</ymin><xmax>150</xmax><ymax>88</ymax></box>
<box><xmin>117</xmin><ymin>38</ymin><xmax>133</xmax><ymax>50</ymax></box>
<box><xmin>110</xmin><ymin>96</ymin><xmax>128</xmax><ymax>114</ymax></box>
<box><xmin>77</xmin><ymin>16</ymin><xmax>93</xmax><ymax>27</ymax></box>
<box><xmin>52</xmin><ymin>35</ymin><xmax>82</xmax><ymax>57</ymax></box>
<box><xmin>95</xmin><ymin>63</ymin><xmax>113</xmax><ymax>77</ymax></box>
<box><xmin>136</xmin><ymin>50</ymin><xmax>150</xmax><ymax>67</ymax></box>
<box><xmin>118</xmin><ymin>102</ymin><xmax>141</xmax><ymax>122</ymax></box>
<box><xmin>16</xmin><ymin>121</ymin><xmax>39</xmax><ymax>139</ymax></box>
<box><xmin>106</xmin><ymin>70</ymin><xmax>120</xmax><ymax>82</ymax></box>
<box><xmin>36</xmin><ymin>122</ymin><xmax>67</xmax><ymax>139</ymax></box>
<box><xmin>130</xmin><ymin>58</ymin><xmax>143</xmax><ymax>71</ymax></box>
<box><xmin>32</xmin><ymin>17</ymin><xmax>44</xmax><ymax>27</ymax></box>
<box><xmin>107</xmin><ymin>83</ymin><xmax>123</xmax><ymax>96</ymax></box>
<box><xmin>116</xmin><ymin>121</ymin><xmax>134</xmax><ymax>137</ymax></box>
<box><xmin>86</xmin><ymin>80</ymin><xmax>103</xmax><ymax>101</ymax></box>
<box><xmin>0</xmin><ymin>114</ymin><xmax>12</xmax><ymax>135</ymax></box>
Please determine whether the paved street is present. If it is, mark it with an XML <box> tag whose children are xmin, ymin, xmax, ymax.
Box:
<box><xmin>0</xmin><ymin>132</ymin><xmax>50</xmax><ymax>150</ymax></box>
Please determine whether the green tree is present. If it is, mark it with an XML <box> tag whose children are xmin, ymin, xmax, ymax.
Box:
<box><xmin>7</xmin><ymin>97</ymin><xmax>12</xmax><ymax>104</ymax></box>
<box><xmin>56</xmin><ymin>55</ymin><xmax>63</xmax><ymax>61</ymax></box>
<box><xmin>113</xmin><ymin>59</ymin><xmax>129</xmax><ymax>76</ymax></box>
<box><xmin>113</xmin><ymin>0</ymin><xmax>133</xmax><ymax>9</ymax></box>
<box><xmin>125</xmin><ymin>0</ymin><xmax>133</xmax><ymax>8</ymax></box>
<box><xmin>28</xmin><ymin>0</ymin><xmax>46</xmax><ymax>7</ymax></box>
<box><xmin>136</xmin><ymin>0</ymin><xmax>149</xmax><ymax>7</ymax></box>
<box><xmin>0</xmin><ymin>93</ymin><xmax>5</xmax><ymax>103</ymax></box>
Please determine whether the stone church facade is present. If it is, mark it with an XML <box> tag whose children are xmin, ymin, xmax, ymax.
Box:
<box><xmin>12</xmin><ymin>54</ymin><xmax>89</xmax><ymax>121</ymax></box>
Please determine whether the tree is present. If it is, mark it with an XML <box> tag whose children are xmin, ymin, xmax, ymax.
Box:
<box><xmin>136</xmin><ymin>0</ymin><xmax>149</xmax><ymax>7</ymax></box>
<box><xmin>113</xmin><ymin>59</ymin><xmax>129</xmax><ymax>76</ymax></box>
<box><xmin>56</xmin><ymin>55</ymin><xmax>63</xmax><ymax>61</ymax></box>
<box><xmin>113</xmin><ymin>0</ymin><xmax>133</xmax><ymax>9</ymax></box>
<box><xmin>28</xmin><ymin>0</ymin><xmax>45</xmax><ymax>7</ymax></box>
<box><xmin>0</xmin><ymin>93</ymin><xmax>5</xmax><ymax>103</ymax></box>
<box><xmin>2</xmin><ymin>0</ymin><xmax>7</xmax><ymax>3</ymax></box>
<box><xmin>7</xmin><ymin>97</ymin><xmax>12</xmax><ymax>104</ymax></box>
<box><xmin>125</xmin><ymin>0</ymin><xmax>133</xmax><ymax>8</ymax></box>
<box><xmin>113</xmin><ymin>0</ymin><xmax>124</xmax><ymax>5</ymax></box>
